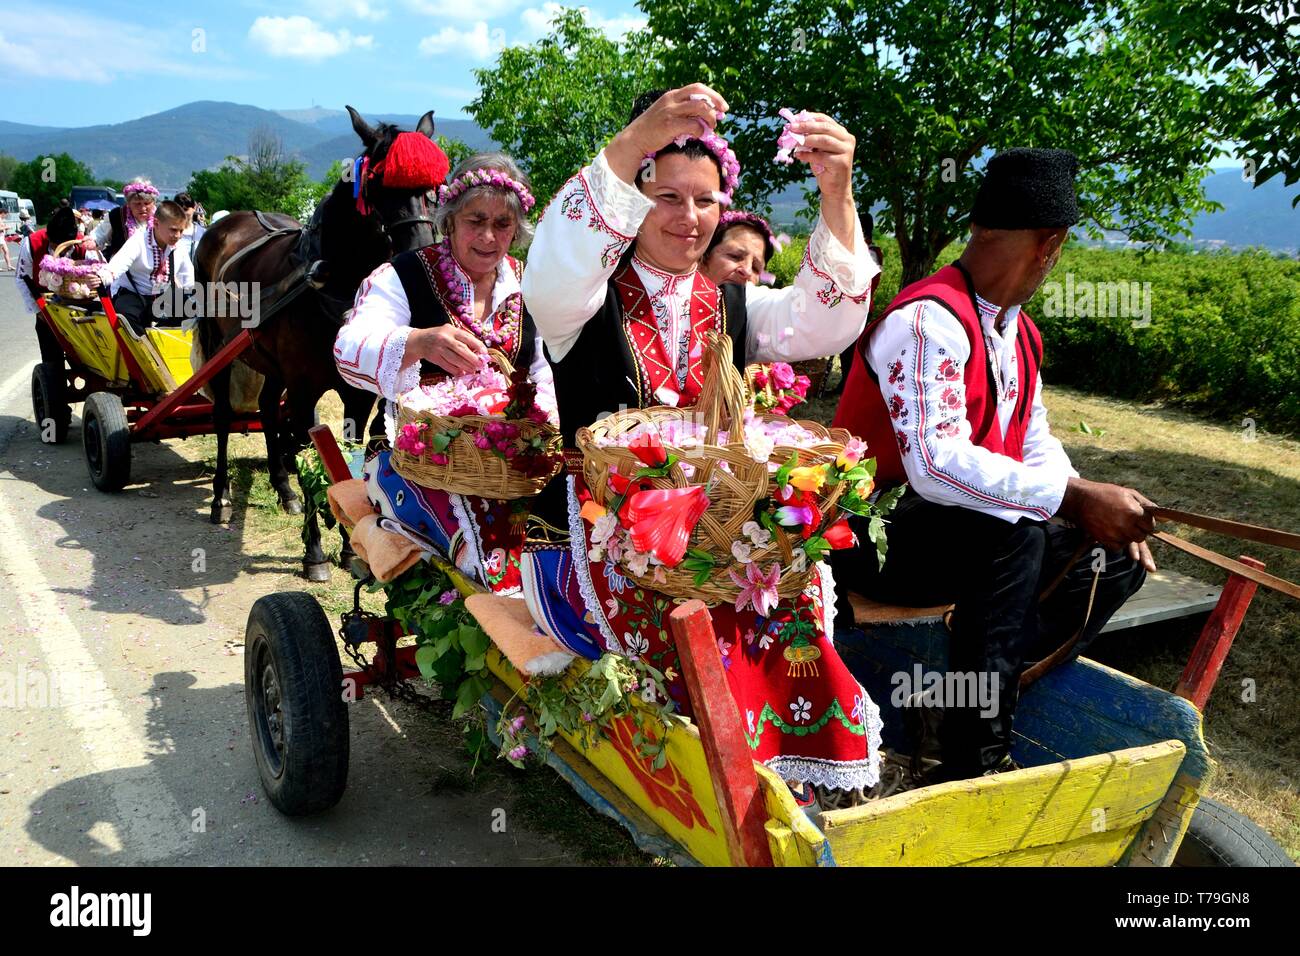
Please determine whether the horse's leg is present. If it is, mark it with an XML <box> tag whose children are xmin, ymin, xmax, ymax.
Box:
<box><xmin>259</xmin><ymin>375</ymin><xmax>300</xmax><ymax>514</ymax></box>
<box><xmin>336</xmin><ymin>385</ymin><xmax>378</xmax><ymax>567</ymax></box>
<box><xmin>284</xmin><ymin>385</ymin><xmax>331</xmax><ymax>582</ymax></box>
<box><xmin>209</xmin><ymin>363</ymin><xmax>234</xmax><ymax>524</ymax></box>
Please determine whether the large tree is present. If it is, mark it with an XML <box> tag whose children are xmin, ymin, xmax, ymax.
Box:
<box><xmin>642</xmin><ymin>0</ymin><xmax>1267</xmax><ymax>283</ymax></box>
<box><xmin>186</xmin><ymin>128</ymin><xmax>311</xmax><ymax>217</ymax></box>
<box><xmin>468</xmin><ymin>7</ymin><xmax>663</xmax><ymax>205</ymax></box>
<box><xmin>9</xmin><ymin>153</ymin><xmax>98</xmax><ymax>220</ymax></box>
<box><xmin>1143</xmin><ymin>0</ymin><xmax>1299</xmax><ymax>203</ymax></box>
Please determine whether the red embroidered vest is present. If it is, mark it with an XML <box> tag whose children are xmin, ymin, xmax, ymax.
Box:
<box><xmin>833</xmin><ymin>263</ymin><xmax>1043</xmax><ymax>487</ymax></box>
<box><xmin>613</xmin><ymin>260</ymin><xmax>723</xmax><ymax>408</ymax></box>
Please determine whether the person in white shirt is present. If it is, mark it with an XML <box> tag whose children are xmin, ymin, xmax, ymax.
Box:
<box><xmin>334</xmin><ymin>149</ymin><xmax>555</xmax><ymax>596</ymax></box>
<box><xmin>831</xmin><ymin>148</ymin><xmax>1156</xmax><ymax>782</ymax></box>
<box><xmin>90</xmin><ymin>179</ymin><xmax>158</xmax><ymax>260</ymax></box>
<box><xmin>515</xmin><ymin>85</ymin><xmax>887</xmax><ymax>808</ymax></box>
<box><xmin>91</xmin><ymin>199</ymin><xmax>193</xmax><ymax>334</ymax></box>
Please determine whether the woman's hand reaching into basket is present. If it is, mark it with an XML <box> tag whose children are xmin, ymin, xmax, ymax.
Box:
<box><xmin>404</xmin><ymin>324</ymin><xmax>487</xmax><ymax>376</ymax></box>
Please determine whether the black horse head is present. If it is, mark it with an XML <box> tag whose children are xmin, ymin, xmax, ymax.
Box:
<box><xmin>346</xmin><ymin>105</ymin><xmax>440</xmax><ymax>255</ymax></box>
<box><xmin>307</xmin><ymin>107</ymin><xmax>445</xmax><ymax>298</ymax></box>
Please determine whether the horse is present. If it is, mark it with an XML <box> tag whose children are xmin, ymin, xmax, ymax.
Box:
<box><xmin>194</xmin><ymin>106</ymin><xmax>440</xmax><ymax>580</ymax></box>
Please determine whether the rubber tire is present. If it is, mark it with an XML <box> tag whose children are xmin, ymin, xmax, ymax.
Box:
<box><xmin>244</xmin><ymin>592</ymin><xmax>349</xmax><ymax>816</ymax></box>
<box><xmin>81</xmin><ymin>391</ymin><xmax>131</xmax><ymax>492</ymax></box>
<box><xmin>1174</xmin><ymin>797</ymin><xmax>1295</xmax><ymax>867</ymax></box>
<box><xmin>31</xmin><ymin>362</ymin><xmax>70</xmax><ymax>444</ymax></box>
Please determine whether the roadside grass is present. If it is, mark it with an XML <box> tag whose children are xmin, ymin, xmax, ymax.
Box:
<box><xmin>210</xmin><ymin>386</ymin><xmax>1298</xmax><ymax>862</ymax></box>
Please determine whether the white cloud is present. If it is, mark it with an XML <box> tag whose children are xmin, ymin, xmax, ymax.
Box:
<box><xmin>0</xmin><ymin>8</ymin><xmax>253</xmax><ymax>84</ymax></box>
<box><xmin>404</xmin><ymin>0</ymin><xmax>525</xmax><ymax>22</ymax></box>
<box><xmin>417</xmin><ymin>22</ymin><xmax>503</xmax><ymax>60</ymax></box>
<box><xmin>0</xmin><ymin>31</ymin><xmax>46</xmax><ymax>77</ymax></box>
<box><xmin>248</xmin><ymin>16</ymin><xmax>375</xmax><ymax>60</ymax></box>
<box><xmin>517</xmin><ymin>3</ymin><xmax>647</xmax><ymax>42</ymax></box>
<box><xmin>305</xmin><ymin>0</ymin><xmax>389</xmax><ymax>20</ymax></box>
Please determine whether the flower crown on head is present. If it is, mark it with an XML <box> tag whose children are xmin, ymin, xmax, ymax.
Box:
<box><xmin>653</xmin><ymin>129</ymin><xmax>742</xmax><ymax>202</ymax></box>
<box><xmin>437</xmin><ymin>168</ymin><xmax>536</xmax><ymax>213</ymax></box>
<box><xmin>124</xmin><ymin>182</ymin><xmax>160</xmax><ymax>199</ymax></box>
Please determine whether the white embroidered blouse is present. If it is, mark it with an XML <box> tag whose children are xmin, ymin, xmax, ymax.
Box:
<box><xmin>865</xmin><ymin>293</ymin><xmax>1077</xmax><ymax>523</ymax></box>
<box><xmin>94</xmin><ymin>228</ymin><xmax>194</xmax><ymax>297</ymax></box>
<box><xmin>522</xmin><ymin>148</ymin><xmax>880</xmax><ymax>391</ymax></box>
<box><xmin>333</xmin><ymin>251</ymin><xmax>556</xmax><ymax>434</ymax></box>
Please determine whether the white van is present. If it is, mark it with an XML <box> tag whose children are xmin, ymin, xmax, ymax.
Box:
<box><xmin>0</xmin><ymin>190</ymin><xmax>19</xmax><ymax>237</ymax></box>
<box><xmin>18</xmin><ymin>198</ymin><xmax>35</xmax><ymax>223</ymax></box>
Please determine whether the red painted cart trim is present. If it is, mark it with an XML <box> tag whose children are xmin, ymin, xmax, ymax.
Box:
<box><xmin>669</xmin><ymin>601</ymin><xmax>774</xmax><ymax>867</ymax></box>
<box><xmin>1175</xmin><ymin>555</ymin><xmax>1265</xmax><ymax>712</ymax></box>
<box><xmin>131</xmin><ymin>329</ymin><xmax>254</xmax><ymax>439</ymax></box>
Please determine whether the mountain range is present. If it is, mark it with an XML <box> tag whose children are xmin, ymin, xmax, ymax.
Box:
<box><xmin>1</xmin><ymin>101</ymin><xmax>1295</xmax><ymax>253</ymax></box>
<box><xmin>0</xmin><ymin>101</ymin><xmax>495</xmax><ymax>190</ymax></box>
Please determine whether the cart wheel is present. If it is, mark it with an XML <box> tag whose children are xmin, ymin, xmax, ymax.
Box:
<box><xmin>82</xmin><ymin>392</ymin><xmax>131</xmax><ymax>492</ymax></box>
<box><xmin>1173</xmin><ymin>797</ymin><xmax>1294</xmax><ymax>867</ymax></box>
<box><xmin>244</xmin><ymin>592</ymin><xmax>349</xmax><ymax>816</ymax></box>
<box><xmin>31</xmin><ymin>362</ymin><xmax>71</xmax><ymax>445</ymax></box>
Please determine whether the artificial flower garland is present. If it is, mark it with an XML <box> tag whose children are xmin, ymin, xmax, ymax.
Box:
<box><xmin>437</xmin><ymin>168</ymin><xmax>536</xmax><ymax>213</ymax></box>
<box><xmin>430</xmin><ymin>240</ymin><xmax>521</xmax><ymax>350</ymax></box>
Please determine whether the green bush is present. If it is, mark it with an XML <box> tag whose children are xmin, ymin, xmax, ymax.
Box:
<box><xmin>771</xmin><ymin>234</ymin><xmax>1300</xmax><ymax>435</ymax></box>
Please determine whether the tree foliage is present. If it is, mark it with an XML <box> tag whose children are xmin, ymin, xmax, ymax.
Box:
<box><xmin>0</xmin><ymin>154</ymin><xmax>18</xmax><ymax>191</ymax></box>
<box><xmin>1141</xmin><ymin>0</ymin><xmax>1300</xmax><ymax>205</ymax></box>
<box><xmin>643</xmin><ymin>0</ymin><xmax>1271</xmax><ymax>283</ymax></box>
<box><xmin>8</xmin><ymin>153</ymin><xmax>98</xmax><ymax>220</ymax></box>
<box><xmin>186</xmin><ymin>127</ymin><xmax>312</xmax><ymax>218</ymax></box>
<box><xmin>468</xmin><ymin>7</ymin><xmax>663</xmax><ymax>204</ymax></box>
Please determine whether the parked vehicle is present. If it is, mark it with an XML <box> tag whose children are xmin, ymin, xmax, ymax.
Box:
<box><xmin>68</xmin><ymin>185</ymin><xmax>119</xmax><ymax>209</ymax></box>
<box><xmin>0</xmin><ymin>190</ymin><xmax>19</xmax><ymax>237</ymax></box>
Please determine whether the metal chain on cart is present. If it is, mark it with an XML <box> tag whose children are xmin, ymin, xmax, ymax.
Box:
<box><xmin>338</xmin><ymin>572</ymin><xmax>452</xmax><ymax>715</ymax></box>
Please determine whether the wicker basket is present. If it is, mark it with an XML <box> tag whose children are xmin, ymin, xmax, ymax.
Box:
<box><xmin>38</xmin><ymin>240</ymin><xmax>101</xmax><ymax>299</ymax></box>
<box><xmin>578</xmin><ymin>332</ymin><xmax>852</xmax><ymax>605</ymax></box>
<box><xmin>391</xmin><ymin>349</ymin><xmax>562</xmax><ymax>500</ymax></box>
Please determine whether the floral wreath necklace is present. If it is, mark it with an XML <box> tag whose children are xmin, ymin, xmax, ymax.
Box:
<box><xmin>431</xmin><ymin>240</ymin><xmax>521</xmax><ymax>353</ymax></box>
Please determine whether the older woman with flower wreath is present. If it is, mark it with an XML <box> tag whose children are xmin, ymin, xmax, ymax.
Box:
<box><xmin>334</xmin><ymin>152</ymin><xmax>556</xmax><ymax>595</ymax></box>
<box><xmin>90</xmin><ymin>178</ymin><xmax>159</xmax><ymax>260</ymax></box>
<box><xmin>702</xmin><ymin>209</ymin><xmax>783</xmax><ymax>287</ymax></box>
<box><xmin>517</xmin><ymin>85</ymin><xmax>888</xmax><ymax>809</ymax></box>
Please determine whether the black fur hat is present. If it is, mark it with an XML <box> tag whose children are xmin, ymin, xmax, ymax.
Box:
<box><xmin>972</xmin><ymin>148</ymin><xmax>1080</xmax><ymax>229</ymax></box>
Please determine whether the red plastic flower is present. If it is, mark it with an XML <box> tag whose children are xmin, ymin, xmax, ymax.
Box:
<box><xmin>627</xmin><ymin>430</ymin><xmax>668</xmax><ymax>468</ymax></box>
<box><xmin>824</xmin><ymin>519</ymin><xmax>856</xmax><ymax>550</ymax></box>
<box><xmin>622</xmin><ymin>485</ymin><xmax>710</xmax><ymax>568</ymax></box>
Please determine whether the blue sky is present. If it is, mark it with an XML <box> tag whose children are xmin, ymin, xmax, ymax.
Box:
<box><xmin>0</xmin><ymin>0</ymin><xmax>648</xmax><ymax>127</ymax></box>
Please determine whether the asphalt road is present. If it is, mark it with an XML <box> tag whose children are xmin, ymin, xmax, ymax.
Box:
<box><xmin>0</xmin><ymin>275</ymin><xmax>566</xmax><ymax>866</ymax></box>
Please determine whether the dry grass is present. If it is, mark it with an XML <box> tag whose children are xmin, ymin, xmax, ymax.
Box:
<box><xmin>1044</xmin><ymin>387</ymin><xmax>1300</xmax><ymax>858</ymax></box>
<box><xmin>806</xmin><ymin>376</ymin><xmax>1299</xmax><ymax>858</ymax></box>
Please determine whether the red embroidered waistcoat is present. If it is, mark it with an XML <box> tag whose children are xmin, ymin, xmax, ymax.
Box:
<box><xmin>833</xmin><ymin>263</ymin><xmax>1043</xmax><ymax>487</ymax></box>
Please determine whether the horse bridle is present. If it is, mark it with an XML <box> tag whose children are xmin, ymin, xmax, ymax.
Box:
<box><xmin>358</xmin><ymin>158</ymin><xmax>437</xmax><ymax>247</ymax></box>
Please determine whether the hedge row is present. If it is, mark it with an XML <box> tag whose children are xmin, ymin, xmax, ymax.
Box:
<box><xmin>770</xmin><ymin>236</ymin><xmax>1300</xmax><ymax>435</ymax></box>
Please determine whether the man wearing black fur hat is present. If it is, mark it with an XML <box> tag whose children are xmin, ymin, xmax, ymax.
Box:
<box><xmin>832</xmin><ymin>148</ymin><xmax>1156</xmax><ymax>782</ymax></box>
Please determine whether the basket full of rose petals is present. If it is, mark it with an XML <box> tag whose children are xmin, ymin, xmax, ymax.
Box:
<box><xmin>38</xmin><ymin>241</ymin><xmax>101</xmax><ymax>300</ymax></box>
<box><xmin>392</xmin><ymin>349</ymin><xmax>562</xmax><ymax>499</ymax></box>
<box><xmin>577</xmin><ymin>332</ymin><xmax>901</xmax><ymax>607</ymax></box>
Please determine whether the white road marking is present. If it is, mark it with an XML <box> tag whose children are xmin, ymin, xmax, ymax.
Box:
<box><xmin>0</xmin><ymin>371</ymin><xmax>191</xmax><ymax>862</ymax></box>
<box><xmin>0</xmin><ymin>362</ymin><xmax>32</xmax><ymax>408</ymax></box>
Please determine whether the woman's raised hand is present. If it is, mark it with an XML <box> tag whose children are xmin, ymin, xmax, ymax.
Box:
<box><xmin>406</xmin><ymin>324</ymin><xmax>487</xmax><ymax>377</ymax></box>
<box><xmin>606</xmin><ymin>84</ymin><xmax>731</xmax><ymax>184</ymax></box>
<box><xmin>788</xmin><ymin>112</ymin><xmax>856</xmax><ymax>199</ymax></box>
